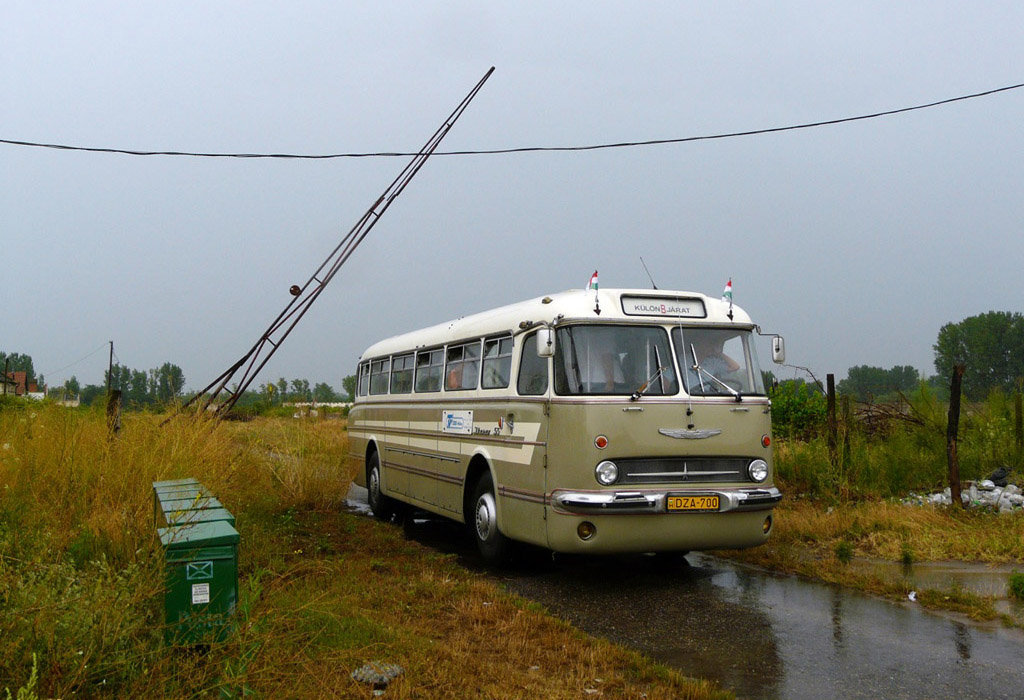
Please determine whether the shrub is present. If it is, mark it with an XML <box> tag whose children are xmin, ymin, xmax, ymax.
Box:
<box><xmin>1009</xmin><ymin>572</ymin><xmax>1024</xmax><ymax>601</ymax></box>
<box><xmin>769</xmin><ymin>382</ymin><xmax>827</xmax><ymax>440</ymax></box>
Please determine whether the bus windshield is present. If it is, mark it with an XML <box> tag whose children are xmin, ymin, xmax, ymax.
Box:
<box><xmin>672</xmin><ymin>327</ymin><xmax>766</xmax><ymax>396</ymax></box>
<box><xmin>554</xmin><ymin>325</ymin><xmax>679</xmax><ymax>396</ymax></box>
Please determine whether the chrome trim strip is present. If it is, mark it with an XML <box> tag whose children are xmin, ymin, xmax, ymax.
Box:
<box><xmin>367</xmin><ymin>427</ymin><xmax>545</xmax><ymax>447</ymax></box>
<box><xmin>499</xmin><ymin>485</ymin><xmax>548</xmax><ymax>505</ymax></box>
<box><xmin>551</xmin><ymin>487</ymin><xmax>781</xmax><ymax>515</ymax></box>
<box><xmin>386</xmin><ymin>446</ymin><xmax>460</xmax><ymax>463</ymax></box>
<box><xmin>629</xmin><ymin>470</ymin><xmax>739</xmax><ymax>478</ymax></box>
<box><xmin>386</xmin><ymin>460</ymin><xmax>464</xmax><ymax>486</ymax></box>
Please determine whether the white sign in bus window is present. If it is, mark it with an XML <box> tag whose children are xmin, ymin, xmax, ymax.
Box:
<box><xmin>442</xmin><ymin>410</ymin><xmax>473</xmax><ymax>434</ymax></box>
<box><xmin>620</xmin><ymin>295</ymin><xmax>706</xmax><ymax>318</ymax></box>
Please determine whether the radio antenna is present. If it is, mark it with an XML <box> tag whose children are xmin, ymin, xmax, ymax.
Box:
<box><xmin>178</xmin><ymin>67</ymin><xmax>495</xmax><ymax>417</ymax></box>
<box><xmin>640</xmin><ymin>257</ymin><xmax>658</xmax><ymax>289</ymax></box>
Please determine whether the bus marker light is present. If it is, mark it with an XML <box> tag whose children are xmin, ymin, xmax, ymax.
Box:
<box><xmin>761</xmin><ymin>435</ymin><xmax>771</xmax><ymax>448</ymax></box>
<box><xmin>594</xmin><ymin>435</ymin><xmax>608</xmax><ymax>449</ymax></box>
<box><xmin>763</xmin><ymin>515</ymin><xmax>773</xmax><ymax>534</ymax></box>
<box><xmin>577</xmin><ymin>522</ymin><xmax>596</xmax><ymax>540</ymax></box>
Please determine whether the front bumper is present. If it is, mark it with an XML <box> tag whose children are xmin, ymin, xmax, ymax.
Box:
<box><xmin>551</xmin><ymin>486</ymin><xmax>782</xmax><ymax>515</ymax></box>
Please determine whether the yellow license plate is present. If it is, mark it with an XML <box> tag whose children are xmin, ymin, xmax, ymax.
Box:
<box><xmin>666</xmin><ymin>495</ymin><xmax>720</xmax><ymax>512</ymax></box>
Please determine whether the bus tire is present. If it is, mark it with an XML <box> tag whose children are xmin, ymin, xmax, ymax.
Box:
<box><xmin>470</xmin><ymin>472</ymin><xmax>509</xmax><ymax>564</ymax></box>
<box><xmin>367</xmin><ymin>450</ymin><xmax>397</xmax><ymax>521</ymax></box>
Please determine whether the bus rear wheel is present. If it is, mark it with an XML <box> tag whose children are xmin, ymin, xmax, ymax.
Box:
<box><xmin>367</xmin><ymin>451</ymin><xmax>398</xmax><ymax>521</ymax></box>
<box><xmin>470</xmin><ymin>472</ymin><xmax>509</xmax><ymax>564</ymax></box>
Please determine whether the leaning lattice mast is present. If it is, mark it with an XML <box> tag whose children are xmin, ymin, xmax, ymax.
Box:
<box><xmin>184</xmin><ymin>67</ymin><xmax>495</xmax><ymax>416</ymax></box>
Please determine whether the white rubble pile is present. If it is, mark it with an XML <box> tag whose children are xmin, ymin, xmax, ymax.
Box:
<box><xmin>903</xmin><ymin>481</ymin><xmax>1024</xmax><ymax>512</ymax></box>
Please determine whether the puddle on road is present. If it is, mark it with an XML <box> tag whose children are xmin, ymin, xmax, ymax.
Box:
<box><xmin>346</xmin><ymin>488</ymin><xmax>1024</xmax><ymax>699</ymax></box>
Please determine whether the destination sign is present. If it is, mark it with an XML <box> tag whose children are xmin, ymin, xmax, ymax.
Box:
<box><xmin>620</xmin><ymin>295</ymin><xmax>707</xmax><ymax>318</ymax></box>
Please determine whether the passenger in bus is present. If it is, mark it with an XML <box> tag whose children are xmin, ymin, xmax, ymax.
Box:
<box><xmin>446</xmin><ymin>365</ymin><xmax>463</xmax><ymax>390</ymax></box>
<box><xmin>587</xmin><ymin>352</ymin><xmax>624</xmax><ymax>392</ymax></box>
<box><xmin>688</xmin><ymin>334</ymin><xmax>739</xmax><ymax>387</ymax></box>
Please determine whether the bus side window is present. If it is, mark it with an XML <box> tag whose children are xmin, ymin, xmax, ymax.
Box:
<box><xmin>357</xmin><ymin>362</ymin><xmax>370</xmax><ymax>396</ymax></box>
<box><xmin>482</xmin><ymin>336</ymin><xmax>512</xmax><ymax>389</ymax></box>
<box><xmin>390</xmin><ymin>353</ymin><xmax>414</xmax><ymax>394</ymax></box>
<box><xmin>517</xmin><ymin>331</ymin><xmax>549</xmax><ymax>395</ymax></box>
<box><xmin>416</xmin><ymin>349</ymin><xmax>443</xmax><ymax>392</ymax></box>
<box><xmin>369</xmin><ymin>358</ymin><xmax>390</xmax><ymax>395</ymax></box>
<box><xmin>446</xmin><ymin>341</ymin><xmax>481</xmax><ymax>391</ymax></box>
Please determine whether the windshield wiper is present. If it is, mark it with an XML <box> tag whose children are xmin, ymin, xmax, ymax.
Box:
<box><xmin>689</xmin><ymin>343</ymin><xmax>743</xmax><ymax>402</ymax></box>
<box><xmin>630</xmin><ymin>365</ymin><xmax>667</xmax><ymax>401</ymax></box>
<box><xmin>632</xmin><ymin>345</ymin><xmax>668</xmax><ymax>401</ymax></box>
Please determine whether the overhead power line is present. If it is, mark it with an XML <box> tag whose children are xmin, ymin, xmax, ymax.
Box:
<box><xmin>2</xmin><ymin>81</ymin><xmax>1022</xmax><ymax>160</ymax></box>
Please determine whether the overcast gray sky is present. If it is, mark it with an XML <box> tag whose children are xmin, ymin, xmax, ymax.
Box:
<box><xmin>3</xmin><ymin>2</ymin><xmax>1022</xmax><ymax>392</ymax></box>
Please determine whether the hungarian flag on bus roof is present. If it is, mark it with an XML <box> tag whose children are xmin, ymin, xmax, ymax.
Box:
<box><xmin>722</xmin><ymin>278</ymin><xmax>732</xmax><ymax>303</ymax></box>
<box><xmin>588</xmin><ymin>270</ymin><xmax>598</xmax><ymax>291</ymax></box>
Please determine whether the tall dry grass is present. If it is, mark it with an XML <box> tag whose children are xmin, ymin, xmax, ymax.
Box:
<box><xmin>2</xmin><ymin>402</ymin><xmax>726</xmax><ymax>699</ymax></box>
<box><xmin>0</xmin><ymin>401</ymin><xmax>352</xmax><ymax>696</ymax></box>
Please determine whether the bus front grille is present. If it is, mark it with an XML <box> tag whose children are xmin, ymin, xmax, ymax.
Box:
<box><xmin>615</xmin><ymin>457</ymin><xmax>751</xmax><ymax>484</ymax></box>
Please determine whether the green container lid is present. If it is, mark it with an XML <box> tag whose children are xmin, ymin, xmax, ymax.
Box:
<box><xmin>161</xmin><ymin>495</ymin><xmax>224</xmax><ymax>512</ymax></box>
<box><xmin>165</xmin><ymin>507</ymin><xmax>235</xmax><ymax>527</ymax></box>
<box><xmin>159</xmin><ymin>520</ymin><xmax>239</xmax><ymax>550</ymax></box>
<box><xmin>153</xmin><ymin>478</ymin><xmax>201</xmax><ymax>491</ymax></box>
<box><xmin>156</xmin><ymin>486</ymin><xmax>212</xmax><ymax>504</ymax></box>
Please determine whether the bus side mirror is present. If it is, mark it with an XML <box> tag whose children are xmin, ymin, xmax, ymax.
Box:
<box><xmin>771</xmin><ymin>337</ymin><xmax>785</xmax><ymax>364</ymax></box>
<box><xmin>537</xmin><ymin>329</ymin><xmax>555</xmax><ymax>358</ymax></box>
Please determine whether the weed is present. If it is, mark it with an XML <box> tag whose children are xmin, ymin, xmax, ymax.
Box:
<box><xmin>834</xmin><ymin>540</ymin><xmax>854</xmax><ymax>564</ymax></box>
<box><xmin>4</xmin><ymin>653</ymin><xmax>38</xmax><ymax>700</ymax></box>
<box><xmin>1009</xmin><ymin>572</ymin><xmax>1024</xmax><ymax>600</ymax></box>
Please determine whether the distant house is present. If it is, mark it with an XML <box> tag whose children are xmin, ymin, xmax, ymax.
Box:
<box><xmin>2</xmin><ymin>371</ymin><xmax>41</xmax><ymax>397</ymax></box>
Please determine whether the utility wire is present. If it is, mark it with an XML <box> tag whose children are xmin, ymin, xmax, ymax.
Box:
<box><xmin>2</xmin><ymin>81</ymin><xmax>1021</xmax><ymax>160</ymax></box>
<box><xmin>42</xmin><ymin>342</ymin><xmax>109</xmax><ymax>380</ymax></box>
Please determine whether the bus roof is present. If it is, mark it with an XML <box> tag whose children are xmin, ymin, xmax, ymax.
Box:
<box><xmin>358</xmin><ymin>288</ymin><xmax>753</xmax><ymax>360</ymax></box>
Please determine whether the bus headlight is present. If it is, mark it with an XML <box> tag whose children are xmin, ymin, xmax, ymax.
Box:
<box><xmin>747</xmin><ymin>459</ymin><xmax>769</xmax><ymax>483</ymax></box>
<box><xmin>595</xmin><ymin>460</ymin><xmax>619</xmax><ymax>485</ymax></box>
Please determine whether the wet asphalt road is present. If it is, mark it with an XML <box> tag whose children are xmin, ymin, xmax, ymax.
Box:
<box><xmin>348</xmin><ymin>490</ymin><xmax>1024</xmax><ymax>699</ymax></box>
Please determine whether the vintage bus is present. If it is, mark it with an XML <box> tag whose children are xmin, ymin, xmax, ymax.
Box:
<box><xmin>348</xmin><ymin>287</ymin><xmax>784</xmax><ymax>562</ymax></box>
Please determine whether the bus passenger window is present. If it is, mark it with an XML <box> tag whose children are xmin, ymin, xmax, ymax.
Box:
<box><xmin>517</xmin><ymin>331</ymin><xmax>549</xmax><ymax>395</ymax></box>
<box><xmin>445</xmin><ymin>341</ymin><xmax>480</xmax><ymax>391</ymax></box>
<box><xmin>416</xmin><ymin>349</ymin><xmax>443</xmax><ymax>392</ymax></box>
<box><xmin>482</xmin><ymin>336</ymin><xmax>512</xmax><ymax>389</ymax></box>
<box><xmin>390</xmin><ymin>354</ymin><xmax>414</xmax><ymax>394</ymax></box>
<box><xmin>369</xmin><ymin>359</ymin><xmax>390</xmax><ymax>395</ymax></box>
<box><xmin>357</xmin><ymin>362</ymin><xmax>370</xmax><ymax>396</ymax></box>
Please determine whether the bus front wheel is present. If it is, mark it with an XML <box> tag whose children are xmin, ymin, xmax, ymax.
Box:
<box><xmin>470</xmin><ymin>472</ymin><xmax>509</xmax><ymax>564</ymax></box>
<box><xmin>367</xmin><ymin>451</ymin><xmax>397</xmax><ymax>521</ymax></box>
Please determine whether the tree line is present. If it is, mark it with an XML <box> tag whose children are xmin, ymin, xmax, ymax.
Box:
<box><xmin>3</xmin><ymin>309</ymin><xmax>1020</xmax><ymax>408</ymax></box>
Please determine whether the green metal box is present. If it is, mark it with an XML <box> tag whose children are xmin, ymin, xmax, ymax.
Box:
<box><xmin>157</xmin><ymin>495</ymin><xmax>225</xmax><ymax>527</ymax></box>
<box><xmin>165</xmin><ymin>506</ymin><xmax>236</xmax><ymax>527</ymax></box>
<box><xmin>153</xmin><ymin>477</ymin><xmax>201</xmax><ymax>491</ymax></box>
<box><xmin>159</xmin><ymin>520</ymin><xmax>239</xmax><ymax>645</ymax></box>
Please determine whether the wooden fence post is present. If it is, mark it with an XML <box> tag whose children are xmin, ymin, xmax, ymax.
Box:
<box><xmin>107</xmin><ymin>389</ymin><xmax>122</xmax><ymax>436</ymax></box>
<box><xmin>827</xmin><ymin>373</ymin><xmax>837</xmax><ymax>468</ymax></box>
<box><xmin>1015</xmin><ymin>378</ymin><xmax>1022</xmax><ymax>455</ymax></box>
<box><xmin>947</xmin><ymin>365</ymin><xmax>965</xmax><ymax>509</ymax></box>
<box><xmin>841</xmin><ymin>393</ymin><xmax>852</xmax><ymax>466</ymax></box>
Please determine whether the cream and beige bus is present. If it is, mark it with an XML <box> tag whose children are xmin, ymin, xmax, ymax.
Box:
<box><xmin>348</xmin><ymin>287</ymin><xmax>784</xmax><ymax>563</ymax></box>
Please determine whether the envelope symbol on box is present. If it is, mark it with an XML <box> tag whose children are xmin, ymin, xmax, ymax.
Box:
<box><xmin>186</xmin><ymin>561</ymin><xmax>213</xmax><ymax>580</ymax></box>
